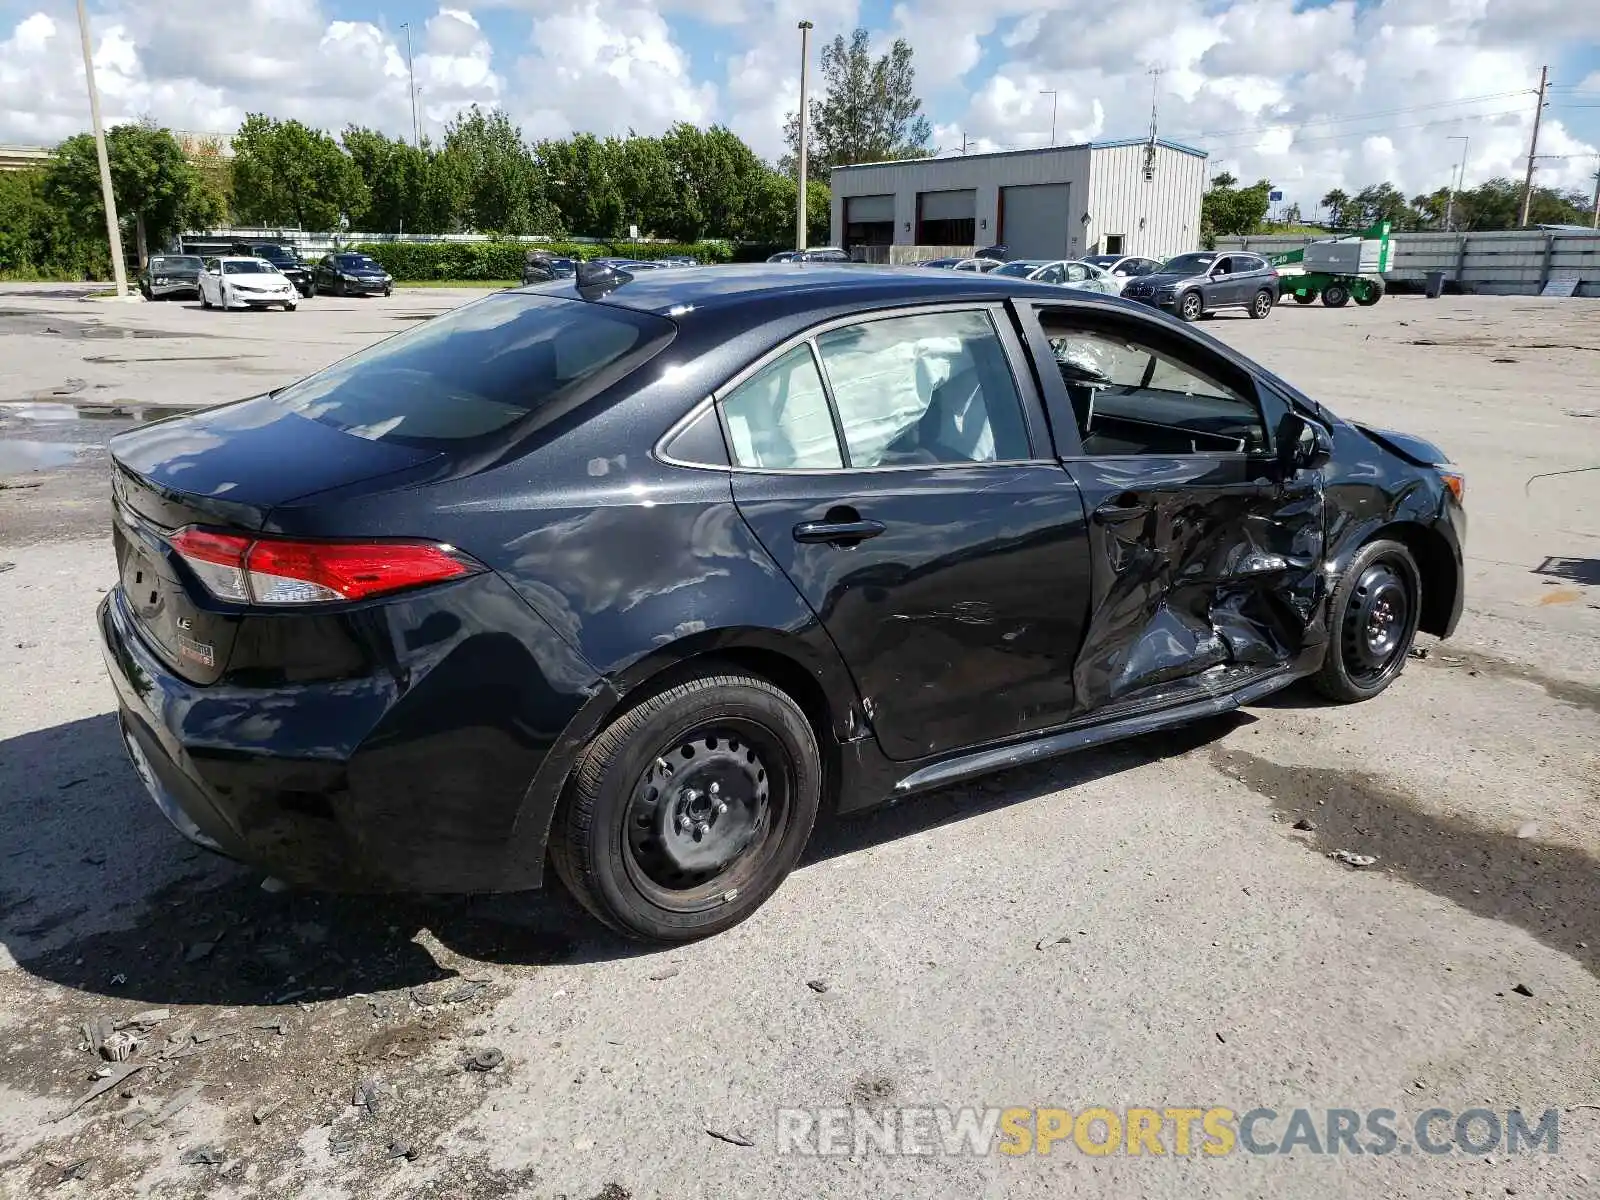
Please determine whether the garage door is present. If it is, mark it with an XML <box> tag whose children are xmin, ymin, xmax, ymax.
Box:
<box><xmin>846</xmin><ymin>194</ymin><xmax>894</xmax><ymax>222</ymax></box>
<box><xmin>917</xmin><ymin>189</ymin><xmax>976</xmax><ymax>245</ymax></box>
<box><xmin>1000</xmin><ymin>184</ymin><xmax>1071</xmax><ymax>260</ymax></box>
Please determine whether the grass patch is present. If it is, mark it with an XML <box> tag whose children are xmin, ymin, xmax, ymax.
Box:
<box><xmin>395</xmin><ymin>279</ymin><xmax>519</xmax><ymax>289</ymax></box>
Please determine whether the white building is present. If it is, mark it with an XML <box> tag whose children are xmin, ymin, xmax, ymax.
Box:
<box><xmin>828</xmin><ymin>139</ymin><xmax>1207</xmax><ymax>262</ymax></box>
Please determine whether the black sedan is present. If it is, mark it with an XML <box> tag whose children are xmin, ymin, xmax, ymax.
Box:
<box><xmin>139</xmin><ymin>254</ymin><xmax>203</xmax><ymax>300</ymax></box>
<box><xmin>232</xmin><ymin>242</ymin><xmax>316</xmax><ymax>297</ymax></box>
<box><xmin>1122</xmin><ymin>251</ymin><xmax>1280</xmax><ymax>321</ymax></box>
<box><xmin>314</xmin><ymin>252</ymin><xmax>393</xmax><ymax>296</ymax></box>
<box><xmin>98</xmin><ymin>265</ymin><xmax>1465</xmax><ymax>942</ymax></box>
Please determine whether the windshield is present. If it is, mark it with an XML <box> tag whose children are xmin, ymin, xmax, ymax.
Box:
<box><xmin>223</xmin><ymin>260</ymin><xmax>275</xmax><ymax>274</ymax></box>
<box><xmin>271</xmin><ymin>293</ymin><xmax>676</xmax><ymax>448</ymax></box>
<box><xmin>1162</xmin><ymin>253</ymin><xmax>1217</xmax><ymax>275</ymax></box>
<box><xmin>991</xmin><ymin>261</ymin><xmax>1044</xmax><ymax>278</ymax></box>
<box><xmin>151</xmin><ymin>256</ymin><xmax>201</xmax><ymax>271</ymax></box>
<box><xmin>336</xmin><ymin>254</ymin><xmax>381</xmax><ymax>270</ymax></box>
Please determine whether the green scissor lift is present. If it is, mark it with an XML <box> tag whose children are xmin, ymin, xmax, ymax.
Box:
<box><xmin>1267</xmin><ymin>220</ymin><xmax>1392</xmax><ymax>307</ymax></box>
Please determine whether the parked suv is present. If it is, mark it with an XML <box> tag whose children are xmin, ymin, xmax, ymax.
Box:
<box><xmin>1121</xmin><ymin>251</ymin><xmax>1280</xmax><ymax>321</ymax></box>
<box><xmin>230</xmin><ymin>243</ymin><xmax>315</xmax><ymax>297</ymax></box>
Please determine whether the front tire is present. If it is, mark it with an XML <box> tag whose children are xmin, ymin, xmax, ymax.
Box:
<box><xmin>200</xmin><ymin>290</ymin><xmax>211</xmax><ymax>309</ymax></box>
<box><xmin>1177</xmin><ymin>291</ymin><xmax>1203</xmax><ymax>322</ymax></box>
<box><xmin>283</xmin><ymin>302</ymin><xmax>297</xmax><ymax>312</ymax></box>
<box><xmin>1311</xmin><ymin>539</ymin><xmax>1422</xmax><ymax>703</ymax></box>
<box><xmin>1248</xmin><ymin>289</ymin><xmax>1274</xmax><ymax>319</ymax></box>
<box><xmin>550</xmin><ymin>670</ymin><xmax>822</xmax><ymax>942</ymax></box>
<box><xmin>1322</xmin><ymin>283</ymin><xmax>1351</xmax><ymax>307</ymax></box>
<box><xmin>1293</xmin><ymin>292</ymin><xmax>1316</xmax><ymax>305</ymax></box>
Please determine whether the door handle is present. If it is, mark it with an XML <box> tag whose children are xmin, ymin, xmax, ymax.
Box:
<box><xmin>1093</xmin><ymin>492</ymin><xmax>1145</xmax><ymax>521</ymax></box>
<box><xmin>792</xmin><ymin>519</ymin><xmax>886</xmax><ymax>545</ymax></box>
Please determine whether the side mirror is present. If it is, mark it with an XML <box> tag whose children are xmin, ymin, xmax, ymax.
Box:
<box><xmin>1278</xmin><ymin>412</ymin><xmax>1333</xmax><ymax>472</ymax></box>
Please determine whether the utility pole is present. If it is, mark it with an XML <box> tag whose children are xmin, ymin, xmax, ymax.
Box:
<box><xmin>1591</xmin><ymin>166</ymin><xmax>1599</xmax><ymax>230</ymax></box>
<box><xmin>75</xmin><ymin>0</ymin><xmax>127</xmax><ymax>298</ymax></box>
<box><xmin>1445</xmin><ymin>135</ymin><xmax>1469</xmax><ymax>230</ymax></box>
<box><xmin>1519</xmin><ymin>65</ymin><xmax>1548</xmax><ymax>228</ymax></box>
<box><xmin>400</xmin><ymin>23</ymin><xmax>419</xmax><ymax>147</ymax></box>
<box><xmin>796</xmin><ymin>20</ymin><xmax>813</xmax><ymax>251</ymax></box>
<box><xmin>960</xmin><ymin>131</ymin><xmax>969</xmax><ymax>155</ymax></box>
<box><xmin>1039</xmin><ymin>90</ymin><xmax>1058</xmax><ymax>146</ymax></box>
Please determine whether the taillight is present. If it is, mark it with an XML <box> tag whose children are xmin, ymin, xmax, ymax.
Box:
<box><xmin>170</xmin><ymin>528</ymin><xmax>475</xmax><ymax>605</ymax></box>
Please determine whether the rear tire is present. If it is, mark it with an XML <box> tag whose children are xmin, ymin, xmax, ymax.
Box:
<box><xmin>549</xmin><ymin>670</ymin><xmax>822</xmax><ymax>942</ymax></box>
<box><xmin>1311</xmin><ymin>539</ymin><xmax>1421</xmax><ymax>703</ymax></box>
<box><xmin>1322</xmin><ymin>283</ymin><xmax>1351</xmax><ymax>307</ymax></box>
<box><xmin>1248</xmin><ymin>289</ymin><xmax>1274</xmax><ymax>319</ymax></box>
<box><xmin>1354</xmin><ymin>280</ymin><xmax>1385</xmax><ymax>307</ymax></box>
<box><xmin>1293</xmin><ymin>292</ymin><xmax>1316</xmax><ymax>305</ymax></box>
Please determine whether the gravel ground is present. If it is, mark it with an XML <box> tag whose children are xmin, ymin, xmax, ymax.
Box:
<box><xmin>0</xmin><ymin>284</ymin><xmax>1597</xmax><ymax>1199</ymax></box>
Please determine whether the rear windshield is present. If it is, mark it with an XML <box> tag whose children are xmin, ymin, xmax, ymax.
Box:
<box><xmin>271</xmin><ymin>294</ymin><xmax>676</xmax><ymax>448</ymax></box>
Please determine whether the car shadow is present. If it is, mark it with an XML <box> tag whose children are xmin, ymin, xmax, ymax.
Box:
<box><xmin>2</xmin><ymin>707</ymin><xmax>1253</xmax><ymax>1009</ymax></box>
<box><xmin>1533</xmin><ymin>555</ymin><xmax>1600</xmax><ymax>587</ymax></box>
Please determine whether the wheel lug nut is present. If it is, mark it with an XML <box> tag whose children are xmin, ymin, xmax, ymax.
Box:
<box><xmin>695</xmin><ymin>821</ymin><xmax>710</xmax><ymax>836</ymax></box>
<box><xmin>715</xmin><ymin>802</ymin><xmax>728</xmax><ymax>815</ymax></box>
<box><xmin>678</xmin><ymin>815</ymin><xmax>692</xmax><ymax>832</ymax></box>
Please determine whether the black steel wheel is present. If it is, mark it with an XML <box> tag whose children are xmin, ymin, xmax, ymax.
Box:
<box><xmin>1177</xmin><ymin>291</ymin><xmax>1203</xmax><ymax>322</ymax></box>
<box><xmin>549</xmin><ymin>669</ymin><xmax>821</xmax><ymax>942</ymax></box>
<box><xmin>1311</xmin><ymin>539</ymin><xmax>1421</xmax><ymax>703</ymax></box>
<box><xmin>1354</xmin><ymin>280</ymin><xmax>1385</xmax><ymax>307</ymax></box>
<box><xmin>1322</xmin><ymin>283</ymin><xmax>1351</xmax><ymax>307</ymax></box>
<box><xmin>1248</xmin><ymin>289</ymin><xmax>1274</xmax><ymax>319</ymax></box>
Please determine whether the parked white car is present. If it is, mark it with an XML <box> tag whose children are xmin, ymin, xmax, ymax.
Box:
<box><xmin>1082</xmin><ymin>254</ymin><xmax>1166</xmax><ymax>292</ymax></box>
<box><xmin>951</xmin><ymin>257</ymin><xmax>1003</xmax><ymax>272</ymax></box>
<box><xmin>199</xmin><ymin>257</ymin><xmax>299</xmax><ymax>311</ymax></box>
<box><xmin>989</xmin><ymin>258</ymin><xmax>1121</xmax><ymax>295</ymax></box>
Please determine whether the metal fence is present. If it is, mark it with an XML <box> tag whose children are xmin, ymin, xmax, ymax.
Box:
<box><xmin>852</xmin><ymin>244</ymin><xmax>975</xmax><ymax>265</ymax></box>
<box><xmin>1217</xmin><ymin>229</ymin><xmax>1600</xmax><ymax>296</ymax></box>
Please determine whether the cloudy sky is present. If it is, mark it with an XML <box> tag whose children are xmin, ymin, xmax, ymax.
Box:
<box><xmin>2</xmin><ymin>0</ymin><xmax>1597</xmax><ymax>213</ymax></box>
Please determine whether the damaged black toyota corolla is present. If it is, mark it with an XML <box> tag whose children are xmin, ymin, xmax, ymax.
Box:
<box><xmin>98</xmin><ymin>264</ymin><xmax>1465</xmax><ymax>941</ymax></box>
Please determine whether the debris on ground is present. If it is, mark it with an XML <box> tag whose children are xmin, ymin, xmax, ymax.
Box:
<box><xmin>254</xmin><ymin>1019</ymin><xmax>287</xmax><ymax>1035</ymax></box>
<box><xmin>328</xmin><ymin>1130</ymin><xmax>359</xmax><ymax>1156</ymax></box>
<box><xmin>387</xmin><ymin>1141</ymin><xmax>420</xmax><ymax>1161</ymax></box>
<box><xmin>122</xmin><ymin>1009</ymin><xmax>170</xmax><ymax>1029</ymax></box>
<box><xmin>53</xmin><ymin>1062</ymin><xmax>145</xmax><ymax>1122</ymax></box>
<box><xmin>147</xmin><ymin>1083</ymin><xmax>203</xmax><ymax>1128</ymax></box>
<box><xmin>353</xmin><ymin>1078</ymin><xmax>385</xmax><ymax>1117</ymax></box>
<box><xmin>180</xmin><ymin>1145</ymin><xmax>224</xmax><ymax>1167</ymax></box>
<box><xmin>648</xmin><ymin>966</ymin><xmax>680</xmax><ymax>981</ymax></box>
<box><xmin>1407</xmin><ymin>645</ymin><xmax>1430</xmax><ymax>660</ymax></box>
<box><xmin>466</xmin><ymin>1048</ymin><xmax>505</xmax><ymax>1072</ymax></box>
<box><xmin>1034</xmin><ymin>935</ymin><xmax>1071</xmax><ymax>950</ymax></box>
<box><xmin>1516</xmin><ymin>822</ymin><xmax>1539</xmax><ymax>839</ymax></box>
<box><xmin>99</xmin><ymin>1030</ymin><xmax>141</xmax><ymax>1062</ymax></box>
<box><xmin>1329</xmin><ymin>850</ymin><xmax>1377</xmax><ymax>868</ymax></box>
<box><xmin>252</xmin><ymin>1098</ymin><xmax>286</xmax><ymax>1125</ymax></box>
<box><xmin>1512</xmin><ymin>983</ymin><xmax>1534</xmax><ymax>998</ymax></box>
<box><xmin>805</xmin><ymin>979</ymin><xmax>830</xmax><ymax>993</ymax></box>
<box><xmin>81</xmin><ymin>1015</ymin><xmax>115</xmax><ymax>1058</ymax></box>
<box><xmin>441</xmin><ymin>979</ymin><xmax>490</xmax><ymax>1004</ymax></box>
<box><xmin>57</xmin><ymin>1158</ymin><xmax>93</xmax><ymax>1182</ymax></box>
<box><xmin>1292</xmin><ymin>817</ymin><xmax>1315</xmax><ymax>831</ymax></box>
<box><xmin>705</xmin><ymin>1127</ymin><xmax>755</xmax><ymax>1147</ymax></box>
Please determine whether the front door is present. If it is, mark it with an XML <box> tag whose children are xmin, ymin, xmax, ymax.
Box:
<box><xmin>1019</xmin><ymin>301</ymin><xmax>1326</xmax><ymax>715</ymax></box>
<box><xmin>721</xmin><ymin>305</ymin><xmax>1095</xmax><ymax>762</ymax></box>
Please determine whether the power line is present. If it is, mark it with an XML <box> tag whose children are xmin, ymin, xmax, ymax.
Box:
<box><xmin>1168</xmin><ymin>88</ymin><xmax>1537</xmax><ymax>141</ymax></box>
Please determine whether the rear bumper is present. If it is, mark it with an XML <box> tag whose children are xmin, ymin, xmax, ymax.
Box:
<box><xmin>97</xmin><ymin>572</ymin><xmax>604</xmax><ymax>893</ymax></box>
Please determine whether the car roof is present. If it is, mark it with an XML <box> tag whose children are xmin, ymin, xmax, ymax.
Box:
<box><xmin>516</xmin><ymin>262</ymin><xmax>1141</xmax><ymax>322</ymax></box>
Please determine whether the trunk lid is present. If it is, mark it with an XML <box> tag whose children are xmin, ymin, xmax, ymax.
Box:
<box><xmin>109</xmin><ymin>396</ymin><xmax>441</xmax><ymax>683</ymax></box>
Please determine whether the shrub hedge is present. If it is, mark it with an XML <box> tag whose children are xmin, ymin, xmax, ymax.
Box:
<box><xmin>352</xmin><ymin>239</ymin><xmax>734</xmax><ymax>281</ymax></box>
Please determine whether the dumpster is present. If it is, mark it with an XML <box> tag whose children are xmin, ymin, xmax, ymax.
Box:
<box><xmin>1425</xmin><ymin>270</ymin><xmax>1447</xmax><ymax>299</ymax></box>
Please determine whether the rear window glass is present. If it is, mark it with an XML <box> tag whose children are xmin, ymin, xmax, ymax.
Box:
<box><xmin>271</xmin><ymin>294</ymin><xmax>675</xmax><ymax>447</ymax></box>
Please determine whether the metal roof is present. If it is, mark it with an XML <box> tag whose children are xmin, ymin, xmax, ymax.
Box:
<box><xmin>830</xmin><ymin>138</ymin><xmax>1209</xmax><ymax>173</ymax></box>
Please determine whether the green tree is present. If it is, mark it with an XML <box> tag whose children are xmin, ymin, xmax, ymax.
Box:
<box><xmin>46</xmin><ymin>122</ymin><xmax>220</xmax><ymax>265</ymax></box>
<box><xmin>782</xmin><ymin>28</ymin><xmax>932</xmax><ymax>172</ymax></box>
<box><xmin>230</xmin><ymin>114</ymin><xmax>368</xmax><ymax>230</ymax></box>
<box><xmin>0</xmin><ymin>168</ymin><xmax>106</xmax><ymax>278</ymax></box>
<box><xmin>539</xmin><ymin>133</ymin><xmax>626</xmax><ymax>238</ymax></box>
<box><xmin>658</xmin><ymin>123</ymin><xmax>778</xmax><ymax>242</ymax></box>
<box><xmin>1201</xmin><ymin>176</ymin><xmax>1273</xmax><ymax>240</ymax></box>
<box><xmin>441</xmin><ymin>105</ymin><xmax>559</xmax><ymax>235</ymax></box>
<box><xmin>343</xmin><ymin>126</ymin><xmax>436</xmax><ymax>232</ymax></box>
<box><xmin>1320</xmin><ymin>188</ymin><xmax>1350</xmax><ymax>227</ymax></box>
<box><xmin>1350</xmin><ymin>181</ymin><xmax>1413</xmax><ymax>230</ymax></box>
<box><xmin>613</xmin><ymin>134</ymin><xmax>677</xmax><ymax>237</ymax></box>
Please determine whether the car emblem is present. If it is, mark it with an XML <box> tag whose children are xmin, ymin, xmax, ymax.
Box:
<box><xmin>177</xmin><ymin>616</ymin><xmax>193</xmax><ymax>630</ymax></box>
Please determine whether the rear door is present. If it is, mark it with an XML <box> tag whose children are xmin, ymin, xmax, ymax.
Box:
<box><xmin>722</xmin><ymin>304</ymin><xmax>1095</xmax><ymax>762</ymax></box>
<box><xmin>1015</xmin><ymin>300</ymin><xmax>1326</xmax><ymax>715</ymax></box>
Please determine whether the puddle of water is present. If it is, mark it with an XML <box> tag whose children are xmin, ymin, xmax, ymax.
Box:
<box><xmin>0</xmin><ymin>401</ymin><xmax>193</xmax><ymax>424</ymax></box>
<box><xmin>0</xmin><ymin>440</ymin><xmax>80</xmax><ymax>476</ymax></box>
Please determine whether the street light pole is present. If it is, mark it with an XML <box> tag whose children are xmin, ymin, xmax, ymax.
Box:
<box><xmin>74</xmin><ymin>0</ymin><xmax>127</xmax><ymax>297</ymax></box>
<box><xmin>1039</xmin><ymin>90</ymin><xmax>1058</xmax><ymax>146</ymax></box>
<box><xmin>400</xmin><ymin>22</ymin><xmax>420</xmax><ymax>147</ymax></box>
<box><xmin>1445</xmin><ymin>135</ymin><xmax>1469</xmax><ymax>230</ymax></box>
<box><xmin>796</xmin><ymin>20</ymin><xmax>813</xmax><ymax>252</ymax></box>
